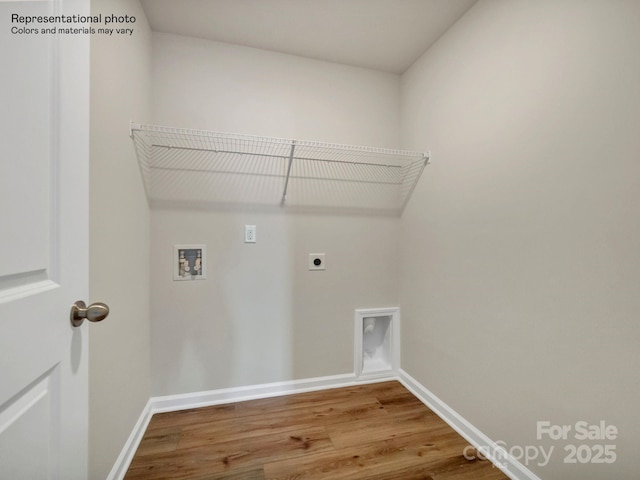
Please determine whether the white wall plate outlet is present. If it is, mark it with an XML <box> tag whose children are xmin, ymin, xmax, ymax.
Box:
<box><xmin>309</xmin><ymin>253</ymin><xmax>325</xmax><ymax>270</ymax></box>
<box><xmin>245</xmin><ymin>225</ymin><xmax>256</xmax><ymax>243</ymax></box>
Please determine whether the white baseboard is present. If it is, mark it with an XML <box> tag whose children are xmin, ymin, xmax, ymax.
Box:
<box><xmin>106</xmin><ymin>399</ymin><xmax>153</xmax><ymax>480</ymax></box>
<box><xmin>398</xmin><ymin>369</ymin><xmax>541</xmax><ymax>480</ymax></box>
<box><xmin>108</xmin><ymin>370</ymin><xmax>539</xmax><ymax>480</ymax></box>
<box><xmin>150</xmin><ymin>373</ymin><xmax>364</xmax><ymax>413</ymax></box>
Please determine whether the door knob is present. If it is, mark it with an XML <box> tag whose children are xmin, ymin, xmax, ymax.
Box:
<box><xmin>70</xmin><ymin>301</ymin><xmax>110</xmax><ymax>327</ymax></box>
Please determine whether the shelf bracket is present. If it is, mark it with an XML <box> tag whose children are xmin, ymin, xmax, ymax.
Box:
<box><xmin>281</xmin><ymin>140</ymin><xmax>296</xmax><ymax>206</ymax></box>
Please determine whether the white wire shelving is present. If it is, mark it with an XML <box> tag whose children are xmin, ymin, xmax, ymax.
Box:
<box><xmin>130</xmin><ymin>123</ymin><xmax>429</xmax><ymax>214</ymax></box>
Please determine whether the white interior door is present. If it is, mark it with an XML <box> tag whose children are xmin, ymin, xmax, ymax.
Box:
<box><xmin>0</xmin><ymin>0</ymin><xmax>91</xmax><ymax>478</ymax></box>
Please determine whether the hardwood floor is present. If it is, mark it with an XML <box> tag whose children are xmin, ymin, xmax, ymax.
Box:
<box><xmin>125</xmin><ymin>381</ymin><xmax>509</xmax><ymax>479</ymax></box>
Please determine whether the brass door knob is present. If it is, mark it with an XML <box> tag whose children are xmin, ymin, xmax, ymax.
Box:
<box><xmin>70</xmin><ymin>301</ymin><xmax>110</xmax><ymax>327</ymax></box>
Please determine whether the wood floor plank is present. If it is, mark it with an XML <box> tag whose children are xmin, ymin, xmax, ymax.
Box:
<box><xmin>189</xmin><ymin>468</ymin><xmax>267</xmax><ymax>480</ymax></box>
<box><xmin>126</xmin><ymin>426</ymin><xmax>334</xmax><ymax>479</ymax></box>
<box><xmin>147</xmin><ymin>403</ymin><xmax>238</xmax><ymax>431</ymax></box>
<box><xmin>134</xmin><ymin>427</ymin><xmax>182</xmax><ymax>456</ymax></box>
<box><xmin>182</xmin><ymin>395</ymin><xmax>386</xmax><ymax>438</ymax></box>
<box><xmin>125</xmin><ymin>381</ymin><xmax>509</xmax><ymax>480</ymax></box>
<box><xmin>263</xmin><ymin>429</ymin><xmax>472</xmax><ymax>480</ymax></box>
<box><xmin>327</xmin><ymin>415</ymin><xmax>429</xmax><ymax>450</ymax></box>
<box><xmin>125</xmin><ymin>444</ymin><xmax>224</xmax><ymax>480</ymax></box>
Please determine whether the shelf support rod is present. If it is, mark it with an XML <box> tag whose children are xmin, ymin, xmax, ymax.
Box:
<box><xmin>399</xmin><ymin>153</ymin><xmax>430</xmax><ymax>213</ymax></box>
<box><xmin>281</xmin><ymin>141</ymin><xmax>296</xmax><ymax>205</ymax></box>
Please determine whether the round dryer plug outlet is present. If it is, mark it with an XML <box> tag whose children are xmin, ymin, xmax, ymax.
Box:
<box><xmin>309</xmin><ymin>253</ymin><xmax>325</xmax><ymax>270</ymax></box>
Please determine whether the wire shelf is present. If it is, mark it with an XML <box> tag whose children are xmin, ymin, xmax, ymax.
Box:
<box><xmin>130</xmin><ymin>123</ymin><xmax>429</xmax><ymax>214</ymax></box>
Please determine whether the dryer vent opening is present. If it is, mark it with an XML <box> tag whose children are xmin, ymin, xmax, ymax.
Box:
<box><xmin>355</xmin><ymin>308</ymin><xmax>399</xmax><ymax>380</ymax></box>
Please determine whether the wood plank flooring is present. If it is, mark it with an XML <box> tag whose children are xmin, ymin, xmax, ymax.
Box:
<box><xmin>125</xmin><ymin>381</ymin><xmax>509</xmax><ymax>479</ymax></box>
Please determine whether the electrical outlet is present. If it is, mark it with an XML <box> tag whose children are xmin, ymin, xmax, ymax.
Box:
<box><xmin>309</xmin><ymin>253</ymin><xmax>325</xmax><ymax>271</ymax></box>
<box><xmin>244</xmin><ymin>225</ymin><xmax>256</xmax><ymax>243</ymax></box>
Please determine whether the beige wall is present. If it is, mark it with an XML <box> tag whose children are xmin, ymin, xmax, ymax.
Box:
<box><xmin>89</xmin><ymin>0</ymin><xmax>151</xmax><ymax>478</ymax></box>
<box><xmin>150</xmin><ymin>34</ymin><xmax>401</xmax><ymax>395</ymax></box>
<box><xmin>151</xmin><ymin>33</ymin><xmax>400</xmax><ymax>145</ymax></box>
<box><xmin>399</xmin><ymin>1</ymin><xmax>640</xmax><ymax>478</ymax></box>
<box><xmin>151</xmin><ymin>209</ymin><xmax>399</xmax><ymax>394</ymax></box>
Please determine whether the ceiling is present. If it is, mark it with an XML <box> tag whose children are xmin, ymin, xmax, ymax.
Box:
<box><xmin>140</xmin><ymin>0</ymin><xmax>478</xmax><ymax>74</ymax></box>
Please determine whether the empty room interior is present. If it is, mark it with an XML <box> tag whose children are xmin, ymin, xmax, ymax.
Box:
<box><xmin>86</xmin><ymin>0</ymin><xmax>640</xmax><ymax>479</ymax></box>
